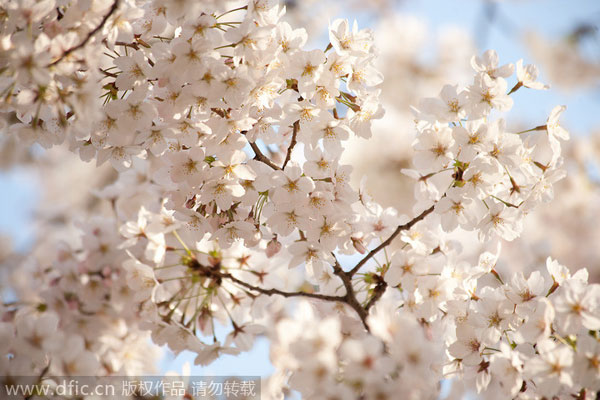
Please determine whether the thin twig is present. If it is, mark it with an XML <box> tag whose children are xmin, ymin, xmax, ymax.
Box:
<box><xmin>248</xmin><ymin>141</ymin><xmax>281</xmax><ymax>170</ymax></box>
<box><xmin>282</xmin><ymin>120</ymin><xmax>299</xmax><ymax>169</ymax></box>
<box><xmin>49</xmin><ymin>0</ymin><xmax>121</xmax><ymax>66</ymax></box>
<box><xmin>348</xmin><ymin>204</ymin><xmax>436</xmax><ymax>277</ymax></box>
<box><xmin>220</xmin><ymin>271</ymin><xmax>343</xmax><ymax>302</ymax></box>
<box><xmin>240</xmin><ymin>130</ymin><xmax>281</xmax><ymax>170</ymax></box>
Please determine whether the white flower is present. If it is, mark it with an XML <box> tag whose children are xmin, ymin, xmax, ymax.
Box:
<box><xmin>14</xmin><ymin>312</ymin><xmax>60</xmax><ymax>365</ymax></box>
<box><xmin>573</xmin><ymin>335</ymin><xmax>600</xmax><ymax>390</ymax></box>
<box><xmin>516</xmin><ymin>59</ymin><xmax>549</xmax><ymax>90</ymax></box>
<box><xmin>123</xmin><ymin>258</ymin><xmax>158</xmax><ymax>302</ymax></box>
<box><xmin>347</xmin><ymin>56</ymin><xmax>383</xmax><ymax>94</ymax></box>
<box><xmin>471</xmin><ymin>287</ymin><xmax>512</xmax><ymax>346</ymax></box>
<box><xmin>345</xmin><ymin>92</ymin><xmax>384</xmax><ymax>139</ymax></box>
<box><xmin>525</xmin><ymin>339</ymin><xmax>574</xmax><ymax>397</ymax></box>
<box><xmin>53</xmin><ymin>334</ymin><xmax>101</xmax><ymax>376</ymax></box>
<box><xmin>419</xmin><ymin>84</ymin><xmax>468</xmax><ymax>123</ymax></box>
<box><xmin>329</xmin><ymin>19</ymin><xmax>373</xmax><ymax>57</ymax></box>
<box><xmin>448</xmin><ymin>322</ymin><xmax>484</xmax><ymax>366</ymax></box>
<box><xmin>546</xmin><ymin>105</ymin><xmax>570</xmax><ymax>141</ymax></box>
<box><xmin>271</xmin><ymin>165</ymin><xmax>315</xmax><ymax>203</ymax></box>
<box><xmin>553</xmin><ymin>280</ymin><xmax>600</xmax><ymax>334</ymax></box>
<box><xmin>266</xmin><ymin>201</ymin><xmax>310</xmax><ymax>237</ymax></box>
<box><xmin>168</xmin><ymin>147</ymin><xmax>206</xmax><ymax>186</ymax></box>
<box><xmin>489</xmin><ymin>343</ymin><xmax>523</xmax><ymax>397</ymax></box>
<box><xmin>413</xmin><ymin>126</ymin><xmax>455</xmax><ymax>171</ymax></box>
<box><xmin>113</xmin><ymin>51</ymin><xmax>153</xmax><ymax>90</ymax></box>
<box><xmin>287</xmin><ymin>241</ymin><xmax>333</xmax><ymax>272</ymax></box>
<box><xmin>462</xmin><ymin>157</ymin><xmax>502</xmax><ymax>199</ymax></box>
<box><xmin>193</xmin><ymin>341</ymin><xmax>240</xmax><ymax>366</ymax></box>
<box><xmin>470</xmin><ymin>49</ymin><xmax>514</xmax><ymax>80</ymax></box>
<box><xmin>513</xmin><ymin>297</ymin><xmax>554</xmax><ymax>344</ymax></box>
<box><xmin>303</xmin><ymin>146</ymin><xmax>335</xmax><ymax>179</ymax></box>
<box><xmin>477</xmin><ymin>200</ymin><xmax>522</xmax><ymax>241</ymax></box>
<box><xmin>275</xmin><ymin>21</ymin><xmax>307</xmax><ymax>55</ymax></box>
<box><xmin>435</xmin><ymin>187</ymin><xmax>476</xmax><ymax>232</ymax></box>
<box><xmin>201</xmin><ymin>178</ymin><xmax>245</xmax><ymax>211</ymax></box>
<box><xmin>384</xmin><ymin>250</ymin><xmax>425</xmax><ymax>289</ymax></box>
<box><xmin>452</xmin><ymin>119</ymin><xmax>490</xmax><ymax>162</ymax></box>
<box><xmin>504</xmin><ymin>270</ymin><xmax>547</xmax><ymax>316</ymax></box>
<box><xmin>466</xmin><ymin>73</ymin><xmax>514</xmax><ymax>118</ymax></box>
<box><xmin>341</xmin><ymin>336</ymin><xmax>394</xmax><ymax>383</ymax></box>
<box><xmin>289</xmin><ymin>49</ymin><xmax>326</xmax><ymax>97</ymax></box>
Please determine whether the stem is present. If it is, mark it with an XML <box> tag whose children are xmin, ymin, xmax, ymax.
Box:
<box><xmin>172</xmin><ymin>230</ymin><xmax>192</xmax><ymax>256</ymax></box>
<box><xmin>214</xmin><ymin>43</ymin><xmax>237</xmax><ymax>50</ymax></box>
<box><xmin>515</xmin><ymin>125</ymin><xmax>546</xmax><ymax>135</ymax></box>
<box><xmin>490</xmin><ymin>195</ymin><xmax>519</xmax><ymax>208</ymax></box>
<box><xmin>332</xmin><ymin>258</ymin><xmax>370</xmax><ymax>330</ymax></box>
<box><xmin>365</xmin><ymin>278</ymin><xmax>387</xmax><ymax>312</ymax></box>
<box><xmin>220</xmin><ymin>271</ymin><xmax>344</xmax><ymax>302</ymax></box>
<box><xmin>348</xmin><ymin>204</ymin><xmax>436</xmax><ymax>277</ymax></box>
<box><xmin>507</xmin><ymin>81</ymin><xmax>523</xmax><ymax>95</ymax></box>
<box><xmin>49</xmin><ymin>0</ymin><xmax>121</xmax><ymax>66</ymax></box>
<box><xmin>248</xmin><ymin>141</ymin><xmax>281</xmax><ymax>170</ymax></box>
<box><xmin>282</xmin><ymin>120</ymin><xmax>299</xmax><ymax>169</ymax></box>
<box><xmin>216</xmin><ymin>5</ymin><xmax>247</xmax><ymax>19</ymax></box>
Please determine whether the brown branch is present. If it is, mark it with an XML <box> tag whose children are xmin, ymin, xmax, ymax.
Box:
<box><xmin>348</xmin><ymin>204</ymin><xmax>436</xmax><ymax>277</ymax></box>
<box><xmin>282</xmin><ymin>120</ymin><xmax>299</xmax><ymax>169</ymax></box>
<box><xmin>220</xmin><ymin>271</ymin><xmax>344</xmax><ymax>302</ymax></box>
<box><xmin>332</xmin><ymin>257</ymin><xmax>370</xmax><ymax>330</ymax></box>
<box><xmin>248</xmin><ymin>141</ymin><xmax>281</xmax><ymax>170</ymax></box>
<box><xmin>230</xmin><ymin>257</ymin><xmax>373</xmax><ymax>331</ymax></box>
<box><xmin>365</xmin><ymin>276</ymin><xmax>387</xmax><ymax>312</ymax></box>
<box><xmin>192</xmin><ymin>256</ymin><xmax>371</xmax><ymax>328</ymax></box>
<box><xmin>240</xmin><ymin>130</ymin><xmax>282</xmax><ymax>171</ymax></box>
<box><xmin>49</xmin><ymin>0</ymin><xmax>121</xmax><ymax>66</ymax></box>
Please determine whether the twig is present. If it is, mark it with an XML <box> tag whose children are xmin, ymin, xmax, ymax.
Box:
<box><xmin>332</xmin><ymin>258</ymin><xmax>369</xmax><ymax>330</ymax></box>
<box><xmin>240</xmin><ymin>130</ymin><xmax>281</xmax><ymax>170</ymax></box>
<box><xmin>348</xmin><ymin>204</ymin><xmax>436</xmax><ymax>277</ymax></box>
<box><xmin>49</xmin><ymin>0</ymin><xmax>121</xmax><ymax>66</ymax></box>
<box><xmin>365</xmin><ymin>276</ymin><xmax>387</xmax><ymax>312</ymax></box>
<box><xmin>216</xmin><ymin>5</ymin><xmax>247</xmax><ymax>20</ymax></box>
<box><xmin>248</xmin><ymin>141</ymin><xmax>281</xmax><ymax>170</ymax></box>
<box><xmin>282</xmin><ymin>120</ymin><xmax>299</xmax><ymax>169</ymax></box>
<box><xmin>221</xmin><ymin>271</ymin><xmax>344</xmax><ymax>302</ymax></box>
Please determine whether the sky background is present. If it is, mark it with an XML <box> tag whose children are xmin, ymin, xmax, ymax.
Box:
<box><xmin>1</xmin><ymin>0</ymin><xmax>599</xmax><ymax>381</ymax></box>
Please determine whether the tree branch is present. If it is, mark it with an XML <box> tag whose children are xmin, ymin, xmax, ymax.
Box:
<box><xmin>282</xmin><ymin>120</ymin><xmax>299</xmax><ymax>169</ymax></box>
<box><xmin>49</xmin><ymin>0</ymin><xmax>121</xmax><ymax>67</ymax></box>
<box><xmin>348</xmin><ymin>204</ymin><xmax>435</xmax><ymax>277</ymax></box>
<box><xmin>365</xmin><ymin>276</ymin><xmax>387</xmax><ymax>312</ymax></box>
<box><xmin>332</xmin><ymin>257</ymin><xmax>370</xmax><ymax>330</ymax></box>
<box><xmin>240</xmin><ymin>130</ymin><xmax>282</xmax><ymax>171</ymax></box>
<box><xmin>220</xmin><ymin>271</ymin><xmax>344</xmax><ymax>302</ymax></box>
<box><xmin>248</xmin><ymin>141</ymin><xmax>282</xmax><ymax>170</ymax></box>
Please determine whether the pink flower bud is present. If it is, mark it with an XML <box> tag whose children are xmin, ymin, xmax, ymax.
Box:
<box><xmin>352</xmin><ymin>237</ymin><xmax>367</xmax><ymax>254</ymax></box>
<box><xmin>266</xmin><ymin>238</ymin><xmax>282</xmax><ymax>258</ymax></box>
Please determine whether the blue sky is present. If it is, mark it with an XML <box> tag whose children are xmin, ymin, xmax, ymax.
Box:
<box><xmin>1</xmin><ymin>0</ymin><xmax>599</xmax><ymax>380</ymax></box>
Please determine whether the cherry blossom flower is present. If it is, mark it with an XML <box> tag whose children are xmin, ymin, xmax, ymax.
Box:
<box><xmin>516</xmin><ymin>59</ymin><xmax>549</xmax><ymax>90</ymax></box>
<box><xmin>470</xmin><ymin>49</ymin><xmax>514</xmax><ymax>80</ymax></box>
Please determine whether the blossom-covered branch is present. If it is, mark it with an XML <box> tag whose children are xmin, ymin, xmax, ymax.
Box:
<box><xmin>0</xmin><ymin>1</ymin><xmax>598</xmax><ymax>399</ymax></box>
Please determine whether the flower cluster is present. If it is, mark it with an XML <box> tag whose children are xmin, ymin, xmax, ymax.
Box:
<box><xmin>1</xmin><ymin>214</ymin><xmax>159</xmax><ymax>382</ymax></box>
<box><xmin>0</xmin><ymin>1</ymin><xmax>599</xmax><ymax>399</ymax></box>
<box><xmin>269</xmin><ymin>299</ymin><xmax>442</xmax><ymax>400</ymax></box>
<box><xmin>409</xmin><ymin>49</ymin><xmax>565</xmax><ymax>242</ymax></box>
<box><xmin>444</xmin><ymin>257</ymin><xmax>600</xmax><ymax>398</ymax></box>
